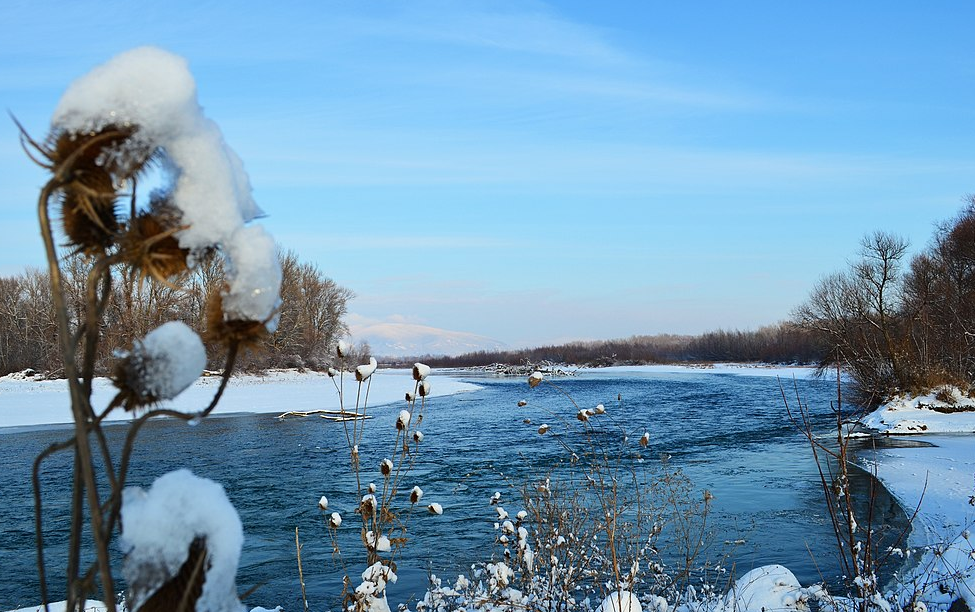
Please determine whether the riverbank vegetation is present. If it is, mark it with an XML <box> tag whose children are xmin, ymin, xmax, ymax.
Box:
<box><xmin>384</xmin><ymin>323</ymin><xmax>825</xmax><ymax>369</ymax></box>
<box><xmin>0</xmin><ymin>249</ymin><xmax>356</xmax><ymax>376</ymax></box>
<box><xmin>795</xmin><ymin>203</ymin><xmax>975</xmax><ymax>405</ymax></box>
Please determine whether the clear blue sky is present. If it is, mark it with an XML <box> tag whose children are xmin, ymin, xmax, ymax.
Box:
<box><xmin>2</xmin><ymin>1</ymin><xmax>974</xmax><ymax>348</ymax></box>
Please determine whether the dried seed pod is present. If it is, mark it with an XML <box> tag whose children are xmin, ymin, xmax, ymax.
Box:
<box><xmin>517</xmin><ymin>400</ymin><xmax>527</xmax><ymax>407</ymax></box>
<box><xmin>537</xmin><ymin>424</ymin><xmax>549</xmax><ymax>435</ymax></box>
<box><xmin>412</xmin><ymin>362</ymin><xmax>431</xmax><ymax>381</ymax></box>
<box><xmin>121</xmin><ymin>204</ymin><xmax>190</xmax><ymax>285</ymax></box>
<box><xmin>204</xmin><ymin>290</ymin><xmax>268</xmax><ymax>350</ymax></box>
<box><xmin>380</xmin><ymin>459</ymin><xmax>393</xmax><ymax>477</ymax></box>
<box><xmin>418</xmin><ymin>380</ymin><xmax>431</xmax><ymax>397</ymax></box>
<box><xmin>318</xmin><ymin>496</ymin><xmax>329</xmax><ymax>510</ymax></box>
<box><xmin>410</xmin><ymin>486</ymin><xmax>423</xmax><ymax>504</ymax></box>
<box><xmin>49</xmin><ymin>127</ymin><xmax>138</xmax><ymax>254</ymax></box>
<box><xmin>427</xmin><ymin>503</ymin><xmax>443</xmax><ymax>515</ymax></box>
<box><xmin>111</xmin><ymin>321</ymin><xmax>206</xmax><ymax>411</ymax></box>
<box><xmin>639</xmin><ymin>432</ymin><xmax>650</xmax><ymax>447</ymax></box>
<box><xmin>528</xmin><ymin>372</ymin><xmax>543</xmax><ymax>388</ymax></box>
<box><xmin>360</xmin><ymin>494</ymin><xmax>377</xmax><ymax>517</ymax></box>
<box><xmin>356</xmin><ymin>357</ymin><xmax>377</xmax><ymax>382</ymax></box>
<box><xmin>329</xmin><ymin>512</ymin><xmax>342</xmax><ymax>528</ymax></box>
<box><xmin>396</xmin><ymin>410</ymin><xmax>411</xmax><ymax>431</ymax></box>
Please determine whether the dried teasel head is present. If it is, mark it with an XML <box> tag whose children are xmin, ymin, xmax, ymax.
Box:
<box><xmin>412</xmin><ymin>362</ymin><xmax>431</xmax><ymax>381</ymax></box>
<box><xmin>22</xmin><ymin>122</ymin><xmax>154</xmax><ymax>255</ymax></box>
<box><xmin>111</xmin><ymin>322</ymin><xmax>206</xmax><ymax>411</ymax></box>
<box><xmin>120</xmin><ymin>199</ymin><xmax>190</xmax><ymax>285</ymax></box>
<box><xmin>410</xmin><ymin>486</ymin><xmax>423</xmax><ymax>504</ymax></box>
<box><xmin>359</xmin><ymin>494</ymin><xmax>376</xmax><ymax>517</ymax></box>
<box><xmin>204</xmin><ymin>289</ymin><xmax>268</xmax><ymax>351</ymax></box>
<box><xmin>380</xmin><ymin>459</ymin><xmax>393</xmax><ymax>477</ymax></box>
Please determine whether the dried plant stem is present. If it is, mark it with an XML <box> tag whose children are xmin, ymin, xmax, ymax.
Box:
<box><xmin>296</xmin><ymin>527</ymin><xmax>310</xmax><ymax>612</ymax></box>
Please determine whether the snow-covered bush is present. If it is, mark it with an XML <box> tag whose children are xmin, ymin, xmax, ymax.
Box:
<box><xmin>20</xmin><ymin>47</ymin><xmax>281</xmax><ymax>612</ymax></box>
<box><xmin>295</xmin><ymin>358</ymin><xmax>442</xmax><ymax>612</ymax></box>
<box><xmin>416</xmin><ymin>373</ymin><xmax>723</xmax><ymax>612</ymax></box>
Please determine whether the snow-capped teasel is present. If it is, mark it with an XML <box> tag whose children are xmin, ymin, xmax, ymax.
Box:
<box><xmin>428</xmin><ymin>503</ymin><xmax>443</xmax><ymax>515</ymax></box>
<box><xmin>380</xmin><ymin>458</ymin><xmax>393</xmax><ymax>477</ymax></box>
<box><xmin>336</xmin><ymin>340</ymin><xmax>351</xmax><ymax>358</ymax></box>
<box><xmin>368</xmin><ymin>482</ymin><xmax>377</xmax><ymax>494</ymax></box>
<box><xmin>53</xmin><ymin>49</ymin><xmax>262</xmax><ymax>229</ymax></box>
<box><xmin>639</xmin><ymin>432</ymin><xmax>650</xmax><ymax>447</ymax></box>
<box><xmin>405</xmin><ymin>391</ymin><xmax>415</xmax><ymax>402</ymax></box>
<box><xmin>594</xmin><ymin>404</ymin><xmax>606</xmax><ymax>414</ymax></box>
<box><xmin>365</xmin><ymin>530</ymin><xmax>391</xmax><ymax>552</ymax></box>
<box><xmin>220</xmin><ymin>225</ymin><xmax>282</xmax><ymax>329</ymax></box>
<box><xmin>112</xmin><ymin>321</ymin><xmax>206</xmax><ymax>410</ymax></box>
<box><xmin>413</xmin><ymin>430</ymin><xmax>424</xmax><ymax>443</ymax></box>
<box><xmin>528</xmin><ymin>371</ymin><xmax>544</xmax><ymax>388</ymax></box>
<box><xmin>329</xmin><ymin>512</ymin><xmax>342</xmax><ymax>528</ymax></box>
<box><xmin>360</xmin><ymin>494</ymin><xmax>377</xmax><ymax>516</ymax></box>
<box><xmin>120</xmin><ymin>469</ymin><xmax>243</xmax><ymax>612</ymax></box>
<box><xmin>517</xmin><ymin>399</ymin><xmax>528</xmax><ymax>407</ymax></box>
<box><xmin>412</xmin><ymin>362</ymin><xmax>431</xmax><ymax>381</ymax></box>
<box><xmin>538</xmin><ymin>424</ymin><xmax>550</xmax><ymax>435</ymax></box>
<box><xmin>317</xmin><ymin>496</ymin><xmax>328</xmax><ymax>510</ymax></box>
<box><xmin>410</xmin><ymin>486</ymin><xmax>423</xmax><ymax>504</ymax></box>
<box><xmin>418</xmin><ymin>379</ymin><xmax>432</xmax><ymax>397</ymax></box>
<box><xmin>397</xmin><ymin>410</ymin><xmax>411</xmax><ymax>430</ymax></box>
<box><xmin>50</xmin><ymin>47</ymin><xmax>281</xmax><ymax>333</ymax></box>
<box><xmin>356</xmin><ymin>357</ymin><xmax>378</xmax><ymax>382</ymax></box>
<box><xmin>327</xmin><ymin>367</ymin><xmax>339</xmax><ymax>378</ymax></box>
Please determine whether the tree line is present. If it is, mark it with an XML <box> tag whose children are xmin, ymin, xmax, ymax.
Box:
<box><xmin>387</xmin><ymin>323</ymin><xmax>825</xmax><ymax>369</ymax></box>
<box><xmin>0</xmin><ymin>250</ymin><xmax>355</xmax><ymax>376</ymax></box>
<box><xmin>795</xmin><ymin>203</ymin><xmax>975</xmax><ymax>404</ymax></box>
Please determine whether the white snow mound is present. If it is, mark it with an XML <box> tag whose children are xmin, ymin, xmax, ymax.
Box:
<box><xmin>121</xmin><ymin>469</ymin><xmax>243</xmax><ymax>612</ymax></box>
<box><xmin>723</xmin><ymin>564</ymin><xmax>807</xmax><ymax>612</ymax></box>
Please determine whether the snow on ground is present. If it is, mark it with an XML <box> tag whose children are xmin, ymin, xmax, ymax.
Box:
<box><xmin>857</xmin><ymin>435</ymin><xmax>974</xmax><ymax>547</ymax></box>
<box><xmin>860</xmin><ymin>389</ymin><xmax>975</xmax><ymax>434</ymax></box>
<box><xmin>0</xmin><ymin>368</ymin><xmax>480</xmax><ymax>430</ymax></box>
<box><xmin>857</xmin><ymin>398</ymin><xmax>975</xmax><ymax>609</ymax></box>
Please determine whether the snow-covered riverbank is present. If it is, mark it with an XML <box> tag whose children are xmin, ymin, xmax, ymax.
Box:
<box><xmin>854</xmin><ymin>397</ymin><xmax>975</xmax><ymax>610</ymax></box>
<box><xmin>0</xmin><ymin>368</ymin><xmax>480</xmax><ymax>430</ymax></box>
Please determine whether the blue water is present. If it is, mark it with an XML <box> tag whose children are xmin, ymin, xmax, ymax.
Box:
<box><xmin>0</xmin><ymin>370</ymin><xmax>906</xmax><ymax>610</ymax></box>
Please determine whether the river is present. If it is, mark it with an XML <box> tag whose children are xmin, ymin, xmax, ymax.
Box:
<box><xmin>0</xmin><ymin>368</ymin><xmax>909</xmax><ymax>610</ymax></box>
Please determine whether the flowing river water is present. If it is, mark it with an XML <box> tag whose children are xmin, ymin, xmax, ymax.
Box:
<box><xmin>0</xmin><ymin>369</ymin><xmax>910</xmax><ymax>610</ymax></box>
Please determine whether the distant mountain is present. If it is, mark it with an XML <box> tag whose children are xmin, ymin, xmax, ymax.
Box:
<box><xmin>349</xmin><ymin>322</ymin><xmax>508</xmax><ymax>358</ymax></box>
